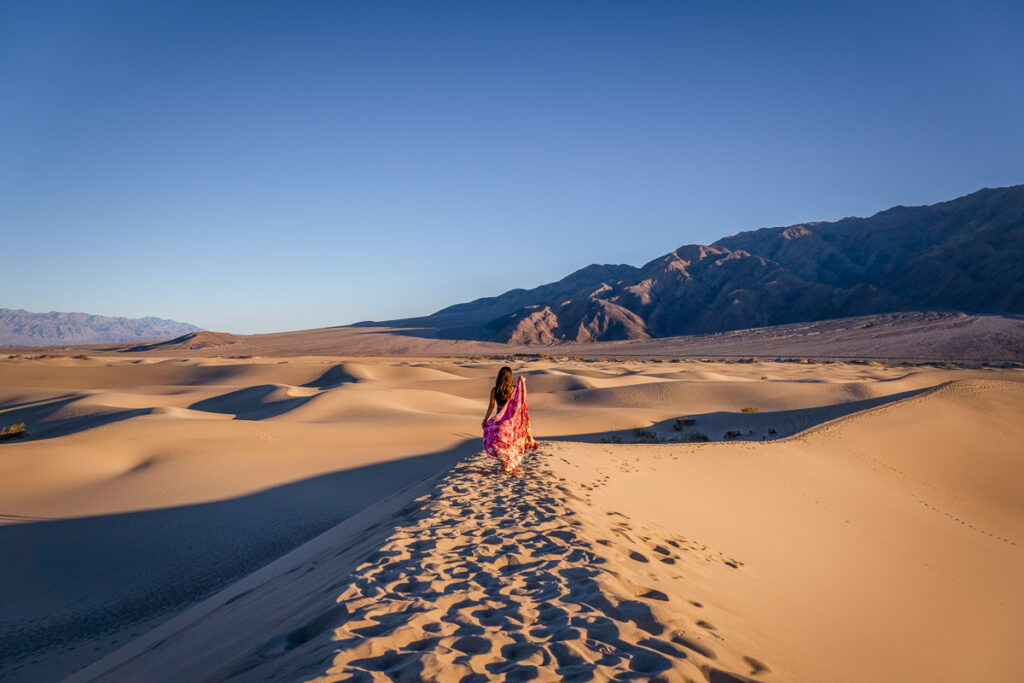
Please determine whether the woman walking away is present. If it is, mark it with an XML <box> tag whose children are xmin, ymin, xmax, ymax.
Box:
<box><xmin>482</xmin><ymin>366</ymin><xmax>537</xmax><ymax>475</ymax></box>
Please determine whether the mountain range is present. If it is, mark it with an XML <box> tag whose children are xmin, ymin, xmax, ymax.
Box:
<box><xmin>370</xmin><ymin>184</ymin><xmax>1024</xmax><ymax>344</ymax></box>
<box><xmin>6</xmin><ymin>185</ymin><xmax>1022</xmax><ymax>349</ymax></box>
<box><xmin>0</xmin><ymin>309</ymin><xmax>201</xmax><ymax>347</ymax></box>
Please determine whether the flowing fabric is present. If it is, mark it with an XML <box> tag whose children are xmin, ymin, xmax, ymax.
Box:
<box><xmin>484</xmin><ymin>376</ymin><xmax>537</xmax><ymax>472</ymax></box>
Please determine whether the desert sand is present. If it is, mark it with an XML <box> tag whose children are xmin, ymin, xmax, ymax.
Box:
<box><xmin>0</xmin><ymin>354</ymin><xmax>1021</xmax><ymax>682</ymax></box>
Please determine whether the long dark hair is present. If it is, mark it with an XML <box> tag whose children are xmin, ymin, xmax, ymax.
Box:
<box><xmin>494</xmin><ymin>366</ymin><xmax>514</xmax><ymax>404</ymax></box>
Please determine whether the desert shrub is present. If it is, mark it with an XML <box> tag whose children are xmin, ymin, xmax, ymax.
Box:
<box><xmin>760</xmin><ymin>376</ymin><xmax>768</xmax><ymax>380</ymax></box>
<box><xmin>723</xmin><ymin>430</ymin><xmax>742</xmax><ymax>440</ymax></box>
<box><xmin>632</xmin><ymin>427</ymin><xmax>662</xmax><ymax>443</ymax></box>
<box><xmin>673</xmin><ymin>417</ymin><xmax>697</xmax><ymax>431</ymax></box>
<box><xmin>73</xmin><ymin>354</ymin><xmax>89</xmax><ymax>360</ymax></box>
<box><xmin>1</xmin><ymin>423</ymin><xmax>26</xmax><ymax>441</ymax></box>
<box><xmin>768</xmin><ymin>428</ymin><xmax>777</xmax><ymax>435</ymax></box>
<box><xmin>599</xmin><ymin>435</ymin><xmax>623</xmax><ymax>444</ymax></box>
<box><xmin>687</xmin><ymin>432</ymin><xmax>709</xmax><ymax>442</ymax></box>
<box><xmin>741</xmin><ymin>407</ymin><xmax>759</xmax><ymax>413</ymax></box>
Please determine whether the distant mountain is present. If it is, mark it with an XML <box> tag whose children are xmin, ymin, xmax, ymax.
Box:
<box><xmin>371</xmin><ymin>184</ymin><xmax>1024</xmax><ymax>343</ymax></box>
<box><xmin>0</xmin><ymin>309</ymin><xmax>202</xmax><ymax>347</ymax></box>
<box><xmin>411</xmin><ymin>264</ymin><xmax>641</xmax><ymax>342</ymax></box>
<box><xmin>713</xmin><ymin>185</ymin><xmax>1024</xmax><ymax>314</ymax></box>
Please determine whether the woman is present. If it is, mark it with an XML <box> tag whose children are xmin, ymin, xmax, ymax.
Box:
<box><xmin>481</xmin><ymin>366</ymin><xmax>537</xmax><ymax>475</ymax></box>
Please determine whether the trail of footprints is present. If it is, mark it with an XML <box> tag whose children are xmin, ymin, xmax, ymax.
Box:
<box><xmin>268</xmin><ymin>447</ymin><xmax>769</xmax><ymax>682</ymax></box>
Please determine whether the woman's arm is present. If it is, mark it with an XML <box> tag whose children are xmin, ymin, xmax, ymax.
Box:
<box><xmin>482</xmin><ymin>388</ymin><xmax>495</xmax><ymax>428</ymax></box>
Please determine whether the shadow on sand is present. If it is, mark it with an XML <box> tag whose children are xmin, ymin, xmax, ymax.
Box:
<box><xmin>546</xmin><ymin>385</ymin><xmax>937</xmax><ymax>444</ymax></box>
<box><xmin>188</xmin><ymin>385</ymin><xmax>315</xmax><ymax>420</ymax></box>
<box><xmin>348</xmin><ymin>314</ymin><xmax>497</xmax><ymax>342</ymax></box>
<box><xmin>0</xmin><ymin>442</ymin><xmax>480</xmax><ymax>679</ymax></box>
<box><xmin>0</xmin><ymin>395</ymin><xmax>152</xmax><ymax>443</ymax></box>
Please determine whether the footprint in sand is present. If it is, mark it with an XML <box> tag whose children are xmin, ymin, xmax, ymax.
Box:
<box><xmin>257</xmin><ymin>449</ymin><xmax>770</xmax><ymax>682</ymax></box>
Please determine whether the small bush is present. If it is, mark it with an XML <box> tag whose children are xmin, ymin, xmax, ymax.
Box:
<box><xmin>741</xmin><ymin>407</ymin><xmax>759</xmax><ymax>413</ymax></box>
<box><xmin>1</xmin><ymin>423</ymin><xmax>26</xmax><ymax>441</ymax></box>
<box><xmin>768</xmin><ymin>428</ymin><xmax>777</xmax><ymax>435</ymax></box>
<box><xmin>760</xmin><ymin>376</ymin><xmax>768</xmax><ymax>380</ymax></box>
<box><xmin>687</xmin><ymin>432</ymin><xmax>709</xmax><ymax>442</ymax></box>
<box><xmin>673</xmin><ymin>417</ymin><xmax>698</xmax><ymax>431</ymax></box>
<box><xmin>632</xmin><ymin>427</ymin><xmax>663</xmax><ymax>443</ymax></box>
<box><xmin>73</xmin><ymin>354</ymin><xmax>90</xmax><ymax>360</ymax></box>
<box><xmin>723</xmin><ymin>430</ymin><xmax>742</xmax><ymax>440</ymax></box>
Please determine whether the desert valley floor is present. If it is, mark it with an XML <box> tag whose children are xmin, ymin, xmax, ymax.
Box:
<box><xmin>0</xmin><ymin>354</ymin><xmax>1021</xmax><ymax>682</ymax></box>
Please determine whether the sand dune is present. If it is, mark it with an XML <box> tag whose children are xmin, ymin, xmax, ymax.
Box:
<box><xmin>68</xmin><ymin>450</ymin><xmax>769</xmax><ymax>682</ymax></box>
<box><xmin>0</xmin><ymin>355</ymin><xmax>1021</xmax><ymax>682</ymax></box>
<box><xmin>544</xmin><ymin>379</ymin><xmax>1024</xmax><ymax>683</ymax></box>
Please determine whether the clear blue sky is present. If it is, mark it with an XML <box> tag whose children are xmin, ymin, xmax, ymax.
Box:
<box><xmin>2</xmin><ymin>1</ymin><xmax>1022</xmax><ymax>334</ymax></box>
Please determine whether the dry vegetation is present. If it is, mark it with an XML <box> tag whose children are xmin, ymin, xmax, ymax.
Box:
<box><xmin>0</xmin><ymin>422</ymin><xmax>26</xmax><ymax>441</ymax></box>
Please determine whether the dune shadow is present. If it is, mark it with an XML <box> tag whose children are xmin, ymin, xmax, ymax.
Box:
<box><xmin>0</xmin><ymin>395</ymin><xmax>152</xmax><ymax>443</ymax></box>
<box><xmin>0</xmin><ymin>394</ymin><xmax>80</xmax><ymax>413</ymax></box>
<box><xmin>349</xmin><ymin>316</ymin><xmax>495</xmax><ymax>342</ymax></box>
<box><xmin>302</xmin><ymin>365</ymin><xmax>358</xmax><ymax>389</ymax></box>
<box><xmin>0</xmin><ymin>395</ymin><xmax>80</xmax><ymax>424</ymax></box>
<box><xmin>546</xmin><ymin>385</ymin><xmax>936</xmax><ymax>444</ymax></box>
<box><xmin>0</xmin><ymin>442</ymin><xmax>478</xmax><ymax>679</ymax></box>
<box><xmin>178</xmin><ymin>365</ymin><xmax>263</xmax><ymax>386</ymax></box>
<box><xmin>188</xmin><ymin>385</ymin><xmax>315</xmax><ymax>420</ymax></box>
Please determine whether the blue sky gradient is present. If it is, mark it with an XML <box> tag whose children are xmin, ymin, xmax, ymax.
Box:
<box><xmin>2</xmin><ymin>1</ymin><xmax>1023</xmax><ymax>333</ymax></box>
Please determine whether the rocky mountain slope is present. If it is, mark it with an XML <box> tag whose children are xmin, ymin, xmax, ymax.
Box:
<box><xmin>0</xmin><ymin>309</ymin><xmax>201</xmax><ymax>346</ymax></box>
<box><xmin>376</xmin><ymin>185</ymin><xmax>1024</xmax><ymax>343</ymax></box>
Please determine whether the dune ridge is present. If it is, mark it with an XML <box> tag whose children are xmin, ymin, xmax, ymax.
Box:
<box><xmin>68</xmin><ymin>449</ymin><xmax>773</xmax><ymax>683</ymax></box>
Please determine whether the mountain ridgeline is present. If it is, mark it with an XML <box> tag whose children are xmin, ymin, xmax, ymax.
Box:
<box><xmin>385</xmin><ymin>185</ymin><xmax>1024</xmax><ymax>344</ymax></box>
<box><xmin>0</xmin><ymin>309</ymin><xmax>202</xmax><ymax>347</ymax></box>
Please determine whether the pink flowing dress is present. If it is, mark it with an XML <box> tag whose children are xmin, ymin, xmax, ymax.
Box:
<box><xmin>483</xmin><ymin>376</ymin><xmax>537</xmax><ymax>471</ymax></box>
